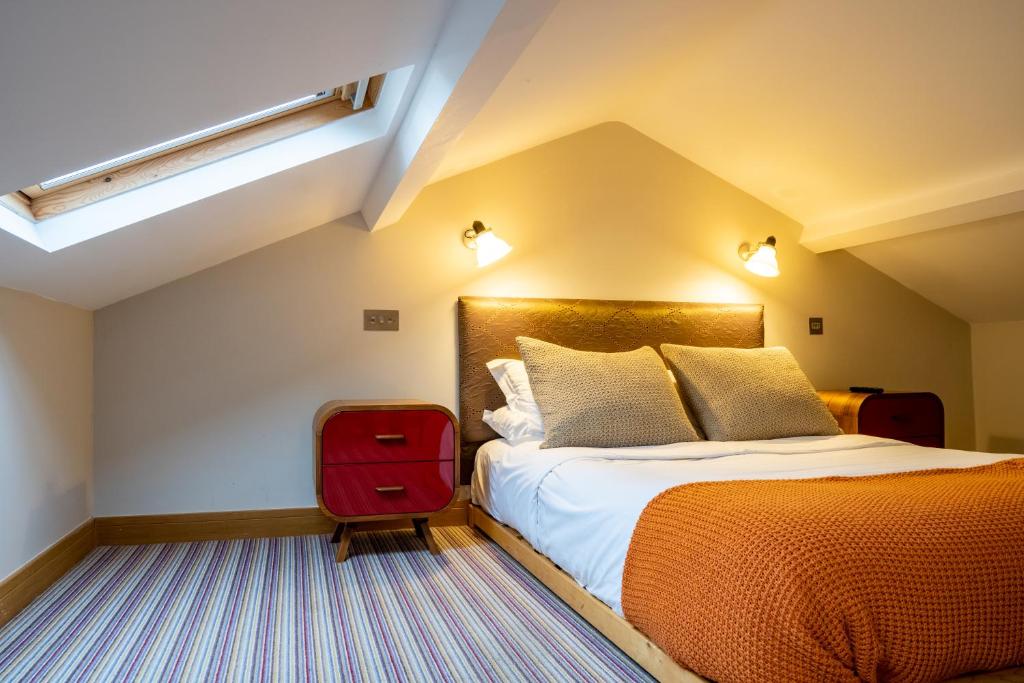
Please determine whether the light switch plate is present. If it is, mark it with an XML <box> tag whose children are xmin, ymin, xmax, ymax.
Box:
<box><xmin>809</xmin><ymin>317</ymin><xmax>824</xmax><ymax>335</ymax></box>
<box><xmin>364</xmin><ymin>309</ymin><xmax>399</xmax><ymax>331</ymax></box>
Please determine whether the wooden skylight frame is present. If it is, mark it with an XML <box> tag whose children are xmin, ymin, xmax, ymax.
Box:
<box><xmin>3</xmin><ymin>74</ymin><xmax>385</xmax><ymax>221</ymax></box>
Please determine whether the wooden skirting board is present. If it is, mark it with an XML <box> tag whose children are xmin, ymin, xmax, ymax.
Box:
<box><xmin>1</xmin><ymin>501</ymin><xmax>466</xmax><ymax>628</ymax></box>
<box><xmin>95</xmin><ymin>501</ymin><xmax>467</xmax><ymax>545</ymax></box>
<box><xmin>0</xmin><ymin>520</ymin><xmax>97</xmax><ymax>628</ymax></box>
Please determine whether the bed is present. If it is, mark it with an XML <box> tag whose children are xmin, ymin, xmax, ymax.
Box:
<box><xmin>457</xmin><ymin>296</ymin><xmax>1024</xmax><ymax>683</ymax></box>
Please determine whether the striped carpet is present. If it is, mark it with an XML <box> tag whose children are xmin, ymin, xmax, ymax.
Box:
<box><xmin>0</xmin><ymin>527</ymin><xmax>651</xmax><ymax>682</ymax></box>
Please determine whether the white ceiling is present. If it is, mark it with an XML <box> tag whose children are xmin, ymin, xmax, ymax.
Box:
<box><xmin>0</xmin><ymin>140</ymin><xmax>388</xmax><ymax>310</ymax></box>
<box><xmin>0</xmin><ymin>0</ymin><xmax>556</xmax><ymax>309</ymax></box>
<box><xmin>433</xmin><ymin>0</ymin><xmax>1024</xmax><ymax>321</ymax></box>
<box><xmin>0</xmin><ymin>0</ymin><xmax>448</xmax><ymax>195</ymax></box>
<box><xmin>2</xmin><ymin>0</ymin><xmax>1022</xmax><ymax>319</ymax></box>
<box><xmin>437</xmin><ymin>0</ymin><xmax>1024</xmax><ymax>231</ymax></box>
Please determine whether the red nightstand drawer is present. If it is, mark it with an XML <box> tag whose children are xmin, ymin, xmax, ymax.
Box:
<box><xmin>322</xmin><ymin>409</ymin><xmax>456</xmax><ymax>464</ymax></box>
<box><xmin>321</xmin><ymin>462</ymin><xmax>455</xmax><ymax>517</ymax></box>
<box><xmin>858</xmin><ymin>394</ymin><xmax>943</xmax><ymax>440</ymax></box>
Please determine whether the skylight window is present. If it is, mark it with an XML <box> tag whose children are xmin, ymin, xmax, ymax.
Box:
<box><xmin>40</xmin><ymin>91</ymin><xmax>337</xmax><ymax>190</ymax></box>
<box><xmin>3</xmin><ymin>74</ymin><xmax>384</xmax><ymax>221</ymax></box>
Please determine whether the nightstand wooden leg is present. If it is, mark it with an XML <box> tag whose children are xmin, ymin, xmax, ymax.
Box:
<box><xmin>330</xmin><ymin>522</ymin><xmax>344</xmax><ymax>544</ymax></box>
<box><xmin>335</xmin><ymin>523</ymin><xmax>354</xmax><ymax>563</ymax></box>
<box><xmin>413</xmin><ymin>518</ymin><xmax>440</xmax><ymax>555</ymax></box>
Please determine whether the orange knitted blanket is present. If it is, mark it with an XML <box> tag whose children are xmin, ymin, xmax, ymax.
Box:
<box><xmin>622</xmin><ymin>459</ymin><xmax>1024</xmax><ymax>683</ymax></box>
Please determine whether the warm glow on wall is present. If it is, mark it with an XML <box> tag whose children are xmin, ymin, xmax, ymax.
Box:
<box><xmin>738</xmin><ymin>235</ymin><xmax>779</xmax><ymax>277</ymax></box>
<box><xmin>463</xmin><ymin>220</ymin><xmax>512</xmax><ymax>267</ymax></box>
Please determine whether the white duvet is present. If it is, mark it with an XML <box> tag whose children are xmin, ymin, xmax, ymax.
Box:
<box><xmin>471</xmin><ymin>434</ymin><xmax>1011</xmax><ymax>615</ymax></box>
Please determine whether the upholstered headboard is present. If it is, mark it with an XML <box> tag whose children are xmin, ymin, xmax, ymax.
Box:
<box><xmin>457</xmin><ymin>296</ymin><xmax>764</xmax><ymax>481</ymax></box>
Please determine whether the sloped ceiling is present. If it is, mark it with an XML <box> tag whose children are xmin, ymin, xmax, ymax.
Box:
<box><xmin>0</xmin><ymin>143</ymin><xmax>390</xmax><ymax>310</ymax></box>
<box><xmin>0</xmin><ymin>0</ymin><xmax>446</xmax><ymax>310</ymax></box>
<box><xmin>437</xmin><ymin>0</ymin><xmax>1024</xmax><ymax>232</ymax></box>
<box><xmin>0</xmin><ymin>0</ymin><xmax>447</xmax><ymax>195</ymax></box>
<box><xmin>434</xmin><ymin>0</ymin><xmax>1024</xmax><ymax>321</ymax></box>
<box><xmin>0</xmin><ymin>0</ymin><xmax>556</xmax><ymax>309</ymax></box>
<box><xmin>2</xmin><ymin>0</ymin><xmax>1022</xmax><ymax>319</ymax></box>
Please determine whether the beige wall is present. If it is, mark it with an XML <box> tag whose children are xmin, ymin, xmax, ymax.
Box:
<box><xmin>93</xmin><ymin>122</ymin><xmax>974</xmax><ymax>515</ymax></box>
<box><xmin>0</xmin><ymin>287</ymin><xmax>92</xmax><ymax>581</ymax></box>
<box><xmin>972</xmin><ymin>320</ymin><xmax>1024</xmax><ymax>454</ymax></box>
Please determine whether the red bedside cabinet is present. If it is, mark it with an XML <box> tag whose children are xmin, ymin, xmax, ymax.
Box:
<box><xmin>314</xmin><ymin>400</ymin><xmax>459</xmax><ymax>562</ymax></box>
<box><xmin>818</xmin><ymin>391</ymin><xmax>945</xmax><ymax>448</ymax></box>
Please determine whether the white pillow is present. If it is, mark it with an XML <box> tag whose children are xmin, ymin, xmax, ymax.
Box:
<box><xmin>486</xmin><ymin>358</ymin><xmax>544</xmax><ymax>428</ymax></box>
<box><xmin>482</xmin><ymin>406</ymin><xmax>544</xmax><ymax>444</ymax></box>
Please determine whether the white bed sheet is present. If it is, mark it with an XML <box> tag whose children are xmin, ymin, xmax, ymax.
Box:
<box><xmin>471</xmin><ymin>434</ymin><xmax>1011</xmax><ymax>615</ymax></box>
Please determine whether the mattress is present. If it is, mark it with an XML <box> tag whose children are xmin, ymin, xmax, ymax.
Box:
<box><xmin>471</xmin><ymin>434</ymin><xmax>1009</xmax><ymax>615</ymax></box>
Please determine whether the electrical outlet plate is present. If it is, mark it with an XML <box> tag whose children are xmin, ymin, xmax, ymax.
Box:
<box><xmin>364</xmin><ymin>309</ymin><xmax>399</xmax><ymax>331</ymax></box>
<box><xmin>809</xmin><ymin>317</ymin><xmax>824</xmax><ymax>335</ymax></box>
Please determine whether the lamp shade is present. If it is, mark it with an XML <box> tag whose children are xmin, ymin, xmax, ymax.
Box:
<box><xmin>744</xmin><ymin>242</ymin><xmax>779</xmax><ymax>277</ymax></box>
<box><xmin>472</xmin><ymin>228</ymin><xmax>512</xmax><ymax>267</ymax></box>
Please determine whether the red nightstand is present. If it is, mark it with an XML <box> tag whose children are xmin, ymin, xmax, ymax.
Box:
<box><xmin>314</xmin><ymin>400</ymin><xmax>459</xmax><ymax>562</ymax></box>
<box><xmin>818</xmin><ymin>391</ymin><xmax>945</xmax><ymax>447</ymax></box>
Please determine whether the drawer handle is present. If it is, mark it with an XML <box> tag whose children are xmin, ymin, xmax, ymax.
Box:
<box><xmin>375</xmin><ymin>485</ymin><xmax>406</xmax><ymax>493</ymax></box>
<box><xmin>374</xmin><ymin>434</ymin><xmax>406</xmax><ymax>442</ymax></box>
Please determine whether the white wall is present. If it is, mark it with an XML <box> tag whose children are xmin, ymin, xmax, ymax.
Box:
<box><xmin>93</xmin><ymin>122</ymin><xmax>975</xmax><ymax>516</ymax></box>
<box><xmin>972</xmin><ymin>320</ymin><xmax>1024</xmax><ymax>454</ymax></box>
<box><xmin>0</xmin><ymin>287</ymin><xmax>92</xmax><ymax>581</ymax></box>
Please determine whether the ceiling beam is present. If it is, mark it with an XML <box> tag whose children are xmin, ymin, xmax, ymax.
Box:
<box><xmin>800</xmin><ymin>168</ymin><xmax>1024</xmax><ymax>252</ymax></box>
<box><xmin>360</xmin><ymin>0</ymin><xmax>558</xmax><ymax>231</ymax></box>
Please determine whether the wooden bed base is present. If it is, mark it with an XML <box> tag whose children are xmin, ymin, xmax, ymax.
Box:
<box><xmin>467</xmin><ymin>504</ymin><xmax>706</xmax><ymax>682</ymax></box>
<box><xmin>467</xmin><ymin>504</ymin><xmax>1024</xmax><ymax>683</ymax></box>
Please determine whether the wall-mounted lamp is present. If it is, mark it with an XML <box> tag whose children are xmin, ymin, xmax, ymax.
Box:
<box><xmin>738</xmin><ymin>235</ymin><xmax>779</xmax><ymax>277</ymax></box>
<box><xmin>463</xmin><ymin>220</ymin><xmax>512</xmax><ymax>267</ymax></box>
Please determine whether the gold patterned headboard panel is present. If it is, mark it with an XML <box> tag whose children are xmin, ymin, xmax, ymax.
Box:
<box><xmin>457</xmin><ymin>296</ymin><xmax>764</xmax><ymax>481</ymax></box>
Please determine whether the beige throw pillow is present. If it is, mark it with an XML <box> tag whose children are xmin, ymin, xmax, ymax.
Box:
<box><xmin>516</xmin><ymin>337</ymin><xmax>701</xmax><ymax>448</ymax></box>
<box><xmin>660</xmin><ymin>344</ymin><xmax>841</xmax><ymax>441</ymax></box>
